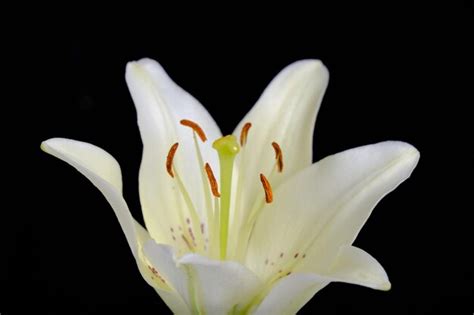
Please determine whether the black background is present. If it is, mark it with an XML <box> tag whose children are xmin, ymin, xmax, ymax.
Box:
<box><xmin>2</xmin><ymin>4</ymin><xmax>472</xmax><ymax>315</ymax></box>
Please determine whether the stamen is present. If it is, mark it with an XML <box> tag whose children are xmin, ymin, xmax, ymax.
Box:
<box><xmin>271</xmin><ymin>141</ymin><xmax>284</xmax><ymax>172</ymax></box>
<box><xmin>205</xmin><ymin>163</ymin><xmax>220</xmax><ymax>197</ymax></box>
<box><xmin>260</xmin><ymin>173</ymin><xmax>273</xmax><ymax>203</ymax></box>
<box><xmin>240</xmin><ymin>122</ymin><xmax>252</xmax><ymax>146</ymax></box>
<box><xmin>166</xmin><ymin>142</ymin><xmax>179</xmax><ymax>177</ymax></box>
<box><xmin>180</xmin><ymin>119</ymin><xmax>207</xmax><ymax>142</ymax></box>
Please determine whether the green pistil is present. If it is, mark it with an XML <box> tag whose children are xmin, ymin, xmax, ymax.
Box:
<box><xmin>213</xmin><ymin>135</ymin><xmax>240</xmax><ymax>260</ymax></box>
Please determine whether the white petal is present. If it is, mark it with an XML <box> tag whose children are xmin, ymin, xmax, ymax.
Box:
<box><xmin>154</xmin><ymin>287</ymin><xmax>192</xmax><ymax>315</ymax></box>
<box><xmin>229</xmin><ymin>60</ymin><xmax>329</xmax><ymax>256</ymax></box>
<box><xmin>41</xmin><ymin>138</ymin><xmax>138</xmax><ymax>258</ymax></box>
<box><xmin>179</xmin><ymin>254</ymin><xmax>262</xmax><ymax>314</ymax></box>
<box><xmin>252</xmin><ymin>246</ymin><xmax>389</xmax><ymax>314</ymax></box>
<box><xmin>246</xmin><ymin>141</ymin><xmax>419</xmax><ymax>279</ymax></box>
<box><xmin>42</xmin><ymin>138</ymin><xmax>190</xmax><ymax>305</ymax></box>
<box><xmin>144</xmin><ymin>240</ymin><xmax>262</xmax><ymax>315</ymax></box>
<box><xmin>126</xmin><ymin>58</ymin><xmax>222</xmax><ymax>243</ymax></box>
<box><xmin>328</xmin><ymin>245</ymin><xmax>390</xmax><ymax>290</ymax></box>
<box><xmin>143</xmin><ymin>242</ymin><xmax>192</xmax><ymax>309</ymax></box>
<box><xmin>234</xmin><ymin>60</ymin><xmax>328</xmax><ymax>179</ymax></box>
<box><xmin>252</xmin><ymin>273</ymin><xmax>329</xmax><ymax>315</ymax></box>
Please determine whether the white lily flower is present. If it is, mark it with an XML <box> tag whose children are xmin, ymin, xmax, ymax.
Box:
<box><xmin>41</xmin><ymin>58</ymin><xmax>419</xmax><ymax>314</ymax></box>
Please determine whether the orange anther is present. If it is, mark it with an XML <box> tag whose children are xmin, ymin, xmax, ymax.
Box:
<box><xmin>205</xmin><ymin>163</ymin><xmax>220</xmax><ymax>197</ymax></box>
<box><xmin>271</xmin><ymin>142</ymin><xmax>284</xmax><ymax>172</ymax></box>
<box><xmin>166</xmin><ymin>142</ymin><xmax>179</xmax><ymax>178</ymax></box>
<box><xmin>180</xmin><ymin>119</ymin><xmax>207</xmax><ymax>142</ymax></box>
<box><xmin>259</xmin><ymin>173</ymin><xmax>273</xmax><ymax>203</ymax></box>
<box><xmin>240</xmin><ymin>122</ymin><xmax>252</xmax><ymax>146</ymax></box>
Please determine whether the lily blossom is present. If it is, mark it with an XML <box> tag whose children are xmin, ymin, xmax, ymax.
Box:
<box><xmin>42</xmin><ymin>58</ymin><xmax>419</xmax><ymax>314</ymax></box>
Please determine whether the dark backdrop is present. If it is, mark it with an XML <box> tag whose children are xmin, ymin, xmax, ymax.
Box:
<box><xmin>3</xmin><ymin>5</ymin><xmax>472</xmax><ymax>315</ymax></box>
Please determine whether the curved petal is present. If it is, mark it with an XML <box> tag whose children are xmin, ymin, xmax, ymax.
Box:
<box><xmin>246</xmin><ymin>141</ymin><xmax>419</xmax><ymax>280</ymax></box>
<box><xmin>126</xmin><ymin>58</ymin><xmax>222</xmax><ymax>244</ymax></box>
<box><xmin>41</xmin><ymin>138</ymin><xmax>138</xmax><ymax>258</ymax></box>
<box><xmin>179</xmin><ymin>254</ymin><xmax>262</xmax><ymax>314</ymax></box>
<box><xmin>154</xmin><ymin>287</ymin><xmax>191</xmax><ymax>315</ymax></box>
<box><xmin>144</xmin><ymin>240</ymin><xmax>262</xmax><ymax>315</ymax></box>
<box><xmin>252</xmin><ymin>247</ymin><xmax>389</xmax><ymax>315</ymax></box>
<box><xmin>252</xmin><ymin>273</ymin><xmax>329</xmax><ymax>315</ymax></box>
<box><xmin>328</xmin><ymin>245</ymin><xmax>390</xmax><ymax>290</ymax></box>
<box><xmin>143</xmin><ymin>242</ymin><xmax>191</xmax><ymax>309</ymax></box>
<box><xmin>250</xmin><ymin>247</ymin><xmax>389</xmax><ymax>314</ymax></box>
<box><xmin>42</xmin><ymin>138</ymin><xmax>194</xmax><ymax>307</ymax></box>
<box><xmin>229</xmin><ymin>60</ymin><xmax>329</xmax><ymax>256</ymax></box>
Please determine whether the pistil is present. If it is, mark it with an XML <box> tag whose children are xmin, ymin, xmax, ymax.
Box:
<box><xmin>212</xmin><ymin>135</ymin><xmax>240</xmax><ymax>259</ymax></box>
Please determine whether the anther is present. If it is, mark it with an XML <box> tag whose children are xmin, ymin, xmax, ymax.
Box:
<box><xmin>166</xmin><ymin>142</ymin><xmax>179</xmax><ymax>177</ymax></box>
<box><xmin>205</xmin><ymin>163</ymin><xmax>220</xmax><ymax>197</ymax></box>
<box><xmin>240</xmin><ymin>122</ymin><xmax>252</xmax><ymax>146</ymax></box>
<box><xmin>271</xmin><ymin>142</ymin><xmax>284</xmax><ymax>172</ymax></box>
<box><xmin>180</xmin><ymin>119</ymin><xmax>207</xmax><ymax>142</ymax></box>
<box><xmin>260</xmin><ymin>173</ymin><xmax>273</xmax><ymax>203</ymax></box>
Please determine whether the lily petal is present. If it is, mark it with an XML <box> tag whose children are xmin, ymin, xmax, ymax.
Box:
<box><xmin>328</xmin><ymin>245</ymin><xmax>391</xmax><ymax>290</ymax></box>
<box><xmin>41</xmin><ymin>138</ymin><xmax>138</xmax><ymax>258</ymax></box>
<box><xmin>253</xmin><ymin>246</ymin><xmax>389</xmax><ymax>315</ymax></box>
<box><xmin>246</xmin><ymin>141</ymin><xmax>419</xmax><ymax>280</ymax></box>
<box><xmin>144</xmin><ymin>240</ymin><xmax>262</xmax><ymax>314</ymax></box>
<box><xmin>179</xmin><ymin>254</ymin><xmax>262</xmax><ymax>314</ymax></box>
<box><xmin>154</xmin><ymin>287</ymin><xmax>192</xmax><ymax>315</ymax></box>
<box><xmin>126</xmin><ymin>58</ymin><xmax>222</xmax><ymax>244</ymax></box>
<box><xmin>42</xmin><ymin>138</ymin><xmax>184</xmax><ymax>298</ymax></box>
<box><xmin>143</xmin><ymin>242</ymin><xmax>191</xmax><ymax>308</ymax></box>
<box><xmin>252</xmin><ymin>273</ymin><xmax>329</xmax><ymax>315</ymax></box>
<box><xmin>253</xmin><ymin>248</ymin><xmax>388</xmax><ymax>315</ymax></box>
<box><xmin>230</xmin><ymin>60</ymin><xmax>329</xmax><ymax>255</ymax></box>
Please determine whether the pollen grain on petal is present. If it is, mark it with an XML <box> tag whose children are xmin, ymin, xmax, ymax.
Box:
<box><xmin>260</xmin><ymin>173</ymin><xmax>273</xmax><ymax>203</ymax></box>
<box><xmin>240</xmin><ymin>122</ymin><xmax>252</xmax><ymax>146</ymax></box>
<box><xmin>166</xmin><ymin>142</ymin><xmax>179</xmax><ymax>178</ymax></box>
<box><xmin>205</xmin><ymin>162</ymin><xmax>220</xmax><ymax>197</ymax></box>
<box><xmin>272</xmin><ymin>141</ymin><xmax>284</xmax><ymax>172</ymax></box>
<box><xmin>180</xmin><ymin>119</ymin><xmax>207</xmax><ymax>142</ymax></box>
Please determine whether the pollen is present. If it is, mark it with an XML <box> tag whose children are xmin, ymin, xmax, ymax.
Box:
<box><xmin>271</xmin><ymin>141</ymin><xmax>284</xmax><ymax>172</ymax></box>
<box><xmin>240</xmin><ymin>122</ymin><xmax>252</xmax><ymax>146</ymax></box>
<box><xmin>205</xmin><ymin>162</ymin><xmax>220</xmax><ymax>197</ymax></box>
<box><xmin>166</xmin><ymin>142</ymin><xmax>179</xmax><ymax>178</ymax></box>
<box><xmin>180</xmin><ymin>119</ymin><xmax>207</xmax><ymax>142</ymax></box>
<box><xmin>260</xmin><ymin>173</ymin><xmax>273</xmax><ymax>203</ymax></box>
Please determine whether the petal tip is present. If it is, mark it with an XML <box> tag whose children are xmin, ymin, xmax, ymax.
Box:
<box><xmin>40</xmin><ymin>138</ymin><xmax>61</xmax><ymax>154</ymax></box>
<box><xmin>398</xmin><ymin>141</ymin><xmax>421</xmax><ymax>168</ymax></box>
<box><xmin>378</xmin><ymin>280</ymin><xmax>392</xmax><ymax>291</ymax></box>
<box><xmin>40</xmin><ymin>140</ymin><xmax>48</xmax><ymax>152</ymax></box>
<box><xmin>383</xmin><ymin>141</ymin><xmax>420</xmax><ymax>170</ymax></box>
<box><xmin>295</xmin><ymin>59</ymin><xmax>329</xmax><ymax>78</ymax></box>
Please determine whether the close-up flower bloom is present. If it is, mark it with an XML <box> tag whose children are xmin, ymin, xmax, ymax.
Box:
<box><xmin>41</xmin><ymin>58</ymin><xmax>419</xmax><ymax>314</ymax></box>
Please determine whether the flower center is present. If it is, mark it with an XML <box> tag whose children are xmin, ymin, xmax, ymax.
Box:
<box><xmin>165</xmin><ymin>119</ymin><xmax>283</xmax><ymax>260</ymax></box>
